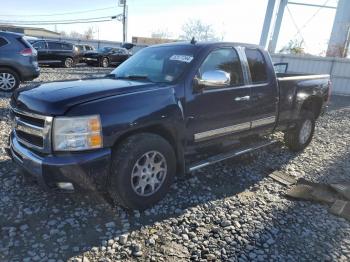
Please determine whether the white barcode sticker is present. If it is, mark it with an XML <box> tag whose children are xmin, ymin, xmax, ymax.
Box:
<box><xmin>169</xmin><ymin>55</ymin><xmax>194</xmax><ymax>63</ymax></box>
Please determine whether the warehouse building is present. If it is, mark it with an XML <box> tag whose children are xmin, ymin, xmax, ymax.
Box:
<box><xmin>0</xmin><ymin>25</ymin><xmax>60</xmax><ymax>38</ymax></box>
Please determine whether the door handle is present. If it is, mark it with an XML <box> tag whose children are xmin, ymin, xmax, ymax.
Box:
<box><xmin>234</xmin><ymin>96</ymin><xmax>250</xmax><ymax>101</ymax></box>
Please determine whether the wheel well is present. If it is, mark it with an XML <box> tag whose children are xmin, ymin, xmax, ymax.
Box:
<box><xmin>301</xmin><ymin>97</ymin><xmax>323</xmax><ymax>119</ymax></box>
<box><xmin>0</xmin><ymin>66</ymin><xmax>21</xmax><ymax>81</ymax></box>
<box><xmin>112</xmin><ymin>125</ymin><xmax>181</xmax><ymax>170</ymax></box>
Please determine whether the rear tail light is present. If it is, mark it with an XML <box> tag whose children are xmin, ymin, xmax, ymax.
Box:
<box><xmin>20</xmin><ymin>48</ymin><xmax>35</xmax><ymax>56</ymax></box>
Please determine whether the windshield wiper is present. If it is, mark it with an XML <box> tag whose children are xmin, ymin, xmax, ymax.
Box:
<box><xmin>115</xmin><ymin>74</ymin><xmax>152</xmax><ymax>82</ymax></box>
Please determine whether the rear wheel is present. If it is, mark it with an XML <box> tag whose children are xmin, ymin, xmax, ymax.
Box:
<box><xmin>64</xmin><ymin>57</ymin><xmax>74</xmax><ymax>68</ymax></box>
<box><xmin>284</xmin><ymin>110</ymin><xmax>315</xmax><ymax>152</ymax></box>
<box><xmin>101</xmin><ymin>57</ymin><xmax>109</xmax><ymax>68</ymax></box>
<box><xmin>108</xmin><ymin>133</ymin><xmax>176</xmax><ymax>210</ymax></box>
<box><xmin>0</xmin><ymin>68</ymin><xmax>20</xmax><ymax>92</ymax></box>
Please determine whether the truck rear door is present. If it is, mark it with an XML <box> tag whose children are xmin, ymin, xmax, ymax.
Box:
<box><xmin>244</xmin><ymin>48</ymin><xmax>278</xmax><ymax>133</ymax></box>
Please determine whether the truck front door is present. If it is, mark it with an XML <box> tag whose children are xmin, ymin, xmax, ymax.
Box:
<box><xmin>186</xmin><ymin>47</ymin><xmax>251</xmax><ymax>146</ymax></box>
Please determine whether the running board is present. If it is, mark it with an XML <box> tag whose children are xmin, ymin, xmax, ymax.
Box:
<box><xmin>188</xmin><ymin>140</ymin><xmax>277</xmax><ymax>172</ymax></box>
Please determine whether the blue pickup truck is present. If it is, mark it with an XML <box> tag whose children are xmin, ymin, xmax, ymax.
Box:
<box><xmin>7</xmin><ymin>41</ymin><xmax>331</xmax><ymax>209</ymax></box>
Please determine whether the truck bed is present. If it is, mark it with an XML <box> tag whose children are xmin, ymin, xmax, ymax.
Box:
<box><xmin>276</xmin><ymin>73</ymin><xmax>330</xmax><ymax>128</ymax></box>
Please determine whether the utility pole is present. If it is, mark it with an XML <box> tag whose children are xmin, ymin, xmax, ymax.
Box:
<box><xmin>122</xmin><ymin>0</ymin><xmax>127</xmax><ymax>43</ymax></box>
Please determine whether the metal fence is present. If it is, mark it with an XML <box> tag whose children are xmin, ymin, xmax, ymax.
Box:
<box><xmin>271</xmin><ymin>54</ymin><xmax>350</xmax><ymax>95</ymax></box>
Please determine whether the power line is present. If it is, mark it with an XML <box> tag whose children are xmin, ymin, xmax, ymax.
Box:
<box><xmin>286</xmin><ymin>5</ymin><xmax>307</xmax><ymax>46</ymax></box>
<box><xmin>294</xmin><ymin>0</ymin><xmax>332</xmax><ymax>34</ymax></box>
<box><xmin>0</xmin><ymin>6</ymin><xmax>116</xmax><ymax>17</ymax></box>
<box><xmin>0</xmin><ymin>19</ymin><xmax>116</xmax><ymax>26</ymax></box>
<box><xmin>0</xmin><ymin>15</ymin><xmax>119</xmax><ymax>24</ymax></box>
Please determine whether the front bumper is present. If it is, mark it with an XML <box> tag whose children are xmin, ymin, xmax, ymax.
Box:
<box><xmin>8</xmin><ymin>132</ymin><xmax>111</xmax><ymax>191</ymax></box>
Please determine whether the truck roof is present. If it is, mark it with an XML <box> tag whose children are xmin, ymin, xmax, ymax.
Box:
<box><xmin>150</xmin><ymin>41</ymin><xmax>262</xmax><ymax>50</ymax></box>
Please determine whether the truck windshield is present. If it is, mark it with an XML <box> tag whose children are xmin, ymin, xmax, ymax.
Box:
<box><xmin>111</xmin><ymin>45</ymin><xmax>197</xmax><ymax>83</ymax></box>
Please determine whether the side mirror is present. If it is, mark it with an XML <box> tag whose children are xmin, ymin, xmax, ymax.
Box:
<box><xmin>196</xmin><ymin>70</ymin><xmax>230</xmax><ymax>90</ymax></box>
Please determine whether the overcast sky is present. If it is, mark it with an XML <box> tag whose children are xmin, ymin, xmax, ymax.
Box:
<box><xmin>0</xmin><ymin>0</ymin><xmax>339</xmax><ymax>55</ymax></box>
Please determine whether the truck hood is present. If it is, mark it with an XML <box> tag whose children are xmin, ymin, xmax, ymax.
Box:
<box><xmin>12</xmin><ymin>78</ymin><xmax>160</xmax><ymax>115</ymax></box>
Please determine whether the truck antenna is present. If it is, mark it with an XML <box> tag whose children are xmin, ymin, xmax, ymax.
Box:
<box><xmin>190</xmin><ymin>37</ymin><xmax>197</xmax><ymax>44</ymax></box>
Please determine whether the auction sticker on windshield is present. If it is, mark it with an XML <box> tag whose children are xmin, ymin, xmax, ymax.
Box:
<box><xmin>170</xmin><ymin>55</ymin><xmax>194</xmax><ymax>63</ymax></box>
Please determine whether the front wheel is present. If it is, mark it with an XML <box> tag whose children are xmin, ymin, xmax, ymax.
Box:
<box><xmin>284</xmin><ymin>110</ymin><xmax>315</xmax><ymax>152</ymax></box>
<box><xmin>108</xmin><ymin>133</ymin><xmax>176</xmax><ymax>210</ymax></box>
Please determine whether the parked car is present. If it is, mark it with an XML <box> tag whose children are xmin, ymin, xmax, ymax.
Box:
<box><xmin>7</xmin><ymin>41</ymin><xmax>331</xmax><ymax>210</ymax></box>
<box><xmin>84</xmin><ymin>46</ymin><xmax>131</xmax><ymax>67</ymax></box>
<box><xmin>0</xmin><ymin>31</ymin><xmax>40</xmax><ymax>92</ymax></box>
<box><xmin>29</xmin><ymin>40</ymin><xmax>80</xmax><ymax>68</ymax></box>
<box><xmin>76</xmin><ymin>44</ymin><xmax>95</xmax><ymax>63</ymax></box>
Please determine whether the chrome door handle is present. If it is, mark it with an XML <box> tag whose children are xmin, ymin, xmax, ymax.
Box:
<box><xmin>234</xmin><ymin>96</ymin><xmax>250</xmax><ymax>101</ymax></box>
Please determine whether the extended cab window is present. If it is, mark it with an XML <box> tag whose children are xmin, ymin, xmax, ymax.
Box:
<box><xmin>199</xmin><ymin>48</ymin><xmax>243</xmax><ymax>86</ymax></box>
<box><xmin>245</xmin><ymin>49</ymin><xmax>268</xmax><ymax>84</ymax></box>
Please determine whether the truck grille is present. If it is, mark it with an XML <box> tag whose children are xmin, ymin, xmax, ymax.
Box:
<box><xmin>11</xmin><ymin>107</ymin><xmax>53</xmax><ymax>153</ymax></box>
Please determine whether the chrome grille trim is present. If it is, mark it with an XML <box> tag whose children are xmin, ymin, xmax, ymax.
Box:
<box><xmin>11</xmin><ymin>106</ymin><xmax>53</xmax><ymax>153</ymax></box>
<box><xmin>15</xmin><ymin>117</ymin><xmax>44</xmax><ymax>137</ymax></box>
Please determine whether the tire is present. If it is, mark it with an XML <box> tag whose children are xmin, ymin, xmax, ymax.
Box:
<box><xmin>64</xmin><ymin>57</ymin><xmax>74</xmax><ymax>68</ymax></box>
<box><xmin>108</xmin><ymin>133</ymin><xmax>176</xmax><ymax>210</ymax></box>
<box><xmin>0</xmin><ymin>68</ymin><xmax>20</xmax><ymax>92</ymax></box>
<box><xmin>284</xmin><ymin>110</ymin><xmax>315</xmax><ymax>152</ymax></box>
<box><xmin>100</xmin><ymin>57</ymin><xmax>109</xmax><ymax>68</ymax></box>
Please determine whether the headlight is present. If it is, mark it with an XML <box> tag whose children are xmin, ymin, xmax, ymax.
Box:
<box><xmin>53</xmin><ymin>115</ymin><xmax>102</xmax><ymax>151</ymax></box>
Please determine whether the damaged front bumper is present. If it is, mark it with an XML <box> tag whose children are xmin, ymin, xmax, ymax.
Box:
<box><xmin>7</xmin><ymin>132</ymin><xmax>111</xmax><ymax>192</ymax></box>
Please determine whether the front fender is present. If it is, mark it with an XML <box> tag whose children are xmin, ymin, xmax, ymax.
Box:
<box><xmin>66</xmin><ymin>86</ymin><xmax>185</xmax><ymax>149</ymax></box>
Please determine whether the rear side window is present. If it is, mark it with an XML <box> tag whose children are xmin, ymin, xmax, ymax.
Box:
<box><xmin>32</xmin><ymin>41</ymin><xmax>46</xmax><ymax>50</ymax></box>
<box><xmin>199</xmin><ymin>48</ymin><xmax>244</xmax><ymax>86</ymax></box>
<box><xmin>245</xmin><ymin>49</ymin><xmax>268</xmax><ymax>84</ymax></box>
<box><xmin>0</xmin><ymin>37</ymin><xmax>8</xmax><ymax>47</ymax></box>
<box><xmin>47</xmin><ymin>42</ymin><xmax>62</xmax><ymax>50</ymax></box>
<box><xmin>61</xmin><ymin>43</ymin><xmax>72</xmax><ymax>50</ymax></box>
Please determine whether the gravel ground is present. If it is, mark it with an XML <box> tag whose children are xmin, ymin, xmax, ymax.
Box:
<box><xmin>0</xmin><ymin>67</ymin><xmax>350</xmax><ymax>262</ymax></box>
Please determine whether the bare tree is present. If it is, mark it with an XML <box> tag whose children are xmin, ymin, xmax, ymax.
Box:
<box><xmin>69</xmin><ymin>31</ymin><xmax>83</xmax><ymax>39</ymax></box>
<box><xmin>83</xmin><ymin>27</ymin><xmax>94</xmax><ymax>40</ymax></box>
<box><xmin>59</xmin><ymin>30</ymin><xmax>68</xmax><ymax>37</ymax></box>
<box><xmin>180</xmin><ymin>19</ymin><xmax>219</xmax><ymax>41</ymax></box>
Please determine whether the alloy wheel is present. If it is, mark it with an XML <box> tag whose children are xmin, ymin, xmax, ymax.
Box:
<box><xmin>130</xmin><ymin>151</ymin><xmax>167</xmax><ymax>197</ymax></box>
<box><xmin>0</xmin><ymin>72</ymin><xmax>16</xmax><ymax>91</ymax></box>
<box><xmin>65</xmin><ymin>58</ymin><xmax>73</xmax><ymax>68</ymax></box>
<box><xmin>102</xmin><ymin>58</ymin><xmax>109</xmax><ymax>68</ymax></box>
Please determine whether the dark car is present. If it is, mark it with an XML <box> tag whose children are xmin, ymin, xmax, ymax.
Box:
<box><xmin>30</xmin><ymin>40</ymin><xmax>80</xmax><ymax>68</ymax></box>
<box><xmin>7</xmin><ymin>41</ymin><xmax>331</xmax><ymax>210</ymax></box>
<box><xmin>84</xmin><ymin>46</ymin><xmax>131</xmax><ymax>67</ymax></box>
<box><xmin>0</xmin><ymin>31</ymin><xmax>40</xmax><ymax>92</ymax></box>
<box><xmin>76</xmin><ymin>44</ymin><xmax>95</xmax><ymax>63</ymax></box>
